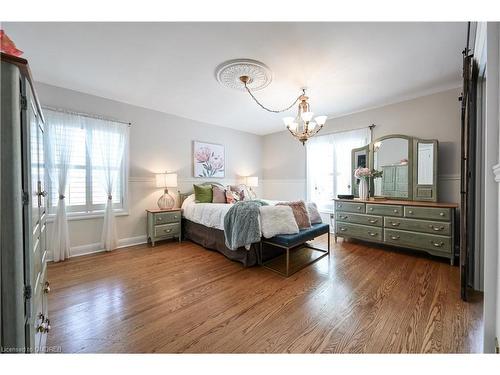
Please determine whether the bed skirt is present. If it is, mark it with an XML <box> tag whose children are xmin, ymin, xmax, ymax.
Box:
<box><xmin>182</xmin><ymin>219</ymin><xmax>281</xmax><ymax>267</ymax></box>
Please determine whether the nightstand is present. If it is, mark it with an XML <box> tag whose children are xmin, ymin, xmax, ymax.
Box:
<box><xmin>146</xmin><ymin>208</ymin><xmax>182</xmax><ymax>246</ymax></box>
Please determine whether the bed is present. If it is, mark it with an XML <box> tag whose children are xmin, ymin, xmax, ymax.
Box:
<box><xmin>180</xmin><ymin>182</ymin><xmax>282</xmax><ymax>266</ymax></box>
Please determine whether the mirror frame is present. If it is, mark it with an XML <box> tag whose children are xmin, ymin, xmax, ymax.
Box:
<box><xmin>412</xmin><ymin>138</ymin><xmax>439</xmax><ymax>201</ymax></box>
<box><xmin>351</xmin><ymin>134</ymin><xmax>439</xmax><ymax>202</ymax></box>
<box><xmin>369</xmin><ymin>134</ymin><xmax>413</xmax><ymax>201</ymax></box>
<box><xmin>351</xmin><ymin>144</ymin><xmax>370</xmax><ymax>197</ymax></box>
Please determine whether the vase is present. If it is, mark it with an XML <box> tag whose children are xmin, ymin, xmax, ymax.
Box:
<box><xmin>359</xmin><ymin>178</ymin><xmax>369</xmax><ymax>200</ymax></box>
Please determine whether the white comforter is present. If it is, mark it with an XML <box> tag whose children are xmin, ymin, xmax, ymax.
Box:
<box><xmin>181</xmin><ymin>194</ymin><xmax>277</xmax><ymax>230</ymax></box>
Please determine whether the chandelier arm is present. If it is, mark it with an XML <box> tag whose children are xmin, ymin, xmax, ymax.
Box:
<box><xmin>244</xmin><ymin>83</ymin><xmax>303</xmax><ymax>113</ymax></box>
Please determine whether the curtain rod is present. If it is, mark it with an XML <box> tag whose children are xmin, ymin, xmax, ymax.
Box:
<box><xmin>42</xmin><ymin>105</ymin><xmax>131</xmax><ymax>127</ymax></box>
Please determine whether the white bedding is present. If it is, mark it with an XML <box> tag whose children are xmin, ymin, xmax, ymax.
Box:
<box><xmin>181</xmin><ymin>194</ymin><xmax>278</xmax><ymax>231</ymax></box>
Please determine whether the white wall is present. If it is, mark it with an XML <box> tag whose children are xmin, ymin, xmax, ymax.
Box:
<box><xmin>261</xmin><ymin>87</ymin><xmax>462</xmax><ymax>204</ymax></box>
<box><xmin>37</xmin><ymin>82</ymin><xmax>263</xmax><ymax>255</ymax></box>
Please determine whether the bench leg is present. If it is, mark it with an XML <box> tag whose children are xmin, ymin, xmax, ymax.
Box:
<box><xmin>286</xmin><ymin>248</ymin><xmax>290</xmax><ymax>277</ymax></box>
<box><xmin>328</xmin><ymin>230</ymin><xmax>331</xmax><ymax>256</ymax></box>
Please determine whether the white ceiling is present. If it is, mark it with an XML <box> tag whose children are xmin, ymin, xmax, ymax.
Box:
<box><xmin>3</xmin><ymin>22</ymin><xmax>466</xmax><ymax>135</ymax></box>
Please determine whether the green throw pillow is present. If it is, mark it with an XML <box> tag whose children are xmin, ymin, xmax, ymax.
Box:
<box><xmin>193</xmin><ymin>184</ymin><xmax>213</xmax><ymax>203</ymax></box>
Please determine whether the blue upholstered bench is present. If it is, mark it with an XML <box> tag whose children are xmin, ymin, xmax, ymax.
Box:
<box><xmin>260</xmin><ymin>223</ymin><xmax>330</xmax><ymax>277</ymax></box>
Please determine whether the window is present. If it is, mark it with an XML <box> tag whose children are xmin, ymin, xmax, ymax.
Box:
<box><xmin>45</xmin><ymin>111</ymin><xmax>129</xmax><ymax>217</ymax></box>
<box><xmin>306</xmin><ymin>128</ymin><xmax>370</xmax><ymax>212</ymax></box>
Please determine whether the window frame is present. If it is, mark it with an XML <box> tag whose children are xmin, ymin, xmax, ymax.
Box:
<box><xmin>47</xmin><ymin>119</ymin><xmax>129</xmax><ymax>221</ymax></box>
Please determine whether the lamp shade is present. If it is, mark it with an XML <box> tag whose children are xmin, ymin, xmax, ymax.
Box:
<box><xmin>156</xmin><ymin>173</ymin><xmax>178</xmax><ymax>188</ymax></box>
<box><xmin>246</xmin><ymin>176</ymin><xmax>259</xmax><ymax>187</ymax></box>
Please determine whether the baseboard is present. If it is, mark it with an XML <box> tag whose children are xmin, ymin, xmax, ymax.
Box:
<box><xmin>47</xmin><ymin>234</ymin><xmax>148</xmax><ymax>262</ymax></box>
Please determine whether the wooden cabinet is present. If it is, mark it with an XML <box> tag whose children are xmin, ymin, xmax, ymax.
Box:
<box><xmin>1</xmin><ymin>53</ymin><xmax>49</xmax><ymax>353</ymax></box>
<box><xmin>146</xmin><ymin>208</ymin><xmax>182</xmax><ymax>246</ymax></box>
<box><xmin>334</xmin><ymin>198</ymin><xmax>457</xmax><ymax>265</ymax></box>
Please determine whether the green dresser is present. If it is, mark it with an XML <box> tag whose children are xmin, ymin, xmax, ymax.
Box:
<box><xmin>146</xmin><ymin>208</ymin><xmax>182</xmax><ymax>246</ymax></box>
<box><xmin>334</xmin><ymin>199</ymin><xmax>457</xmax><ymax>264</ymax></box>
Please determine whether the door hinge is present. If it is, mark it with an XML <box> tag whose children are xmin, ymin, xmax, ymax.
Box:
<box><xmin>495</xmin><ymin>337</ymin><xmax>499</xmax><ymax>354</ymax></box>
<box><xmin>20</xmin><ymin>94</ymin><xmax>27</xmax><ymax>110</ymax></box>
<box><xmin>22</xmin><ymin>191</ymin><xmax>30</xmax><ymax>205</ymax></box>
<box><xmin>24</xmin><ymin>285</ymin><xmax>32</xmax><ymax>300</ymax></box>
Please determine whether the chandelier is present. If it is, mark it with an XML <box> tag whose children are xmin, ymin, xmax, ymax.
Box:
<box><xmin>215</xmin><ymin>59</ymin><xmax>327</xmax><ymax>145</ymax></box>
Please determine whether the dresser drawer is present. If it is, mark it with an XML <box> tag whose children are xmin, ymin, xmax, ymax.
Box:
<box><xmin>366</xmin><ymin>204</ymin><xmax>403</xmax><ymax>217</ymax></box>
<box><xmin>384</xmin><ymin>217</ymin><xmax>451</xmax><ymax>236</ymax></box>
<box><xmin>154</xmin><ymin>223</ymin><xmax>180</xmax><ymax>238</ymax></box>
<box><xmin>335</xmin><ymin>201</ymin><xmax>365</xmax><ymax>213</ymax></box>
<box><xmin>336</xmin><ymin>212</ymin><xmax>383</xmax><ymax>227</ymax></box>
<box><xmin>384</xmin><ymin>228</ymin><xmax>452</xmax><ymax>254</ymax></box>
<box><xmin>404</xmin><ymin>206</ymin><xmax>451</xmax><ymax>221</ymax></box>
<box><xmin>336</xmin><ymin>222</ymin><xmax>382</xmax><ymax>242</ymax></box>
<box><xmin>155</xmin><ymin>211</ymin><xmax>181</xmax><ymax>224</ymax></box>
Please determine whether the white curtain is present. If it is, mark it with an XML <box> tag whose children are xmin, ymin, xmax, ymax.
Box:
<box><xmin>306</xmin><ymin>127</ymin><xmax>370</xmax><ymax>212</ymax></box>
<box><xmin>44</xmin><ymin>110</ymin><xmax>79</xmax><ymax>262</ymax></box>
<box><xmin>85</xmin><ymin>118</ymin><xmax>128</xmax><ymax>251</ymax></box>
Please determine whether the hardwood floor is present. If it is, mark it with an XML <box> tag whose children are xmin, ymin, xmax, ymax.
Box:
<box><xmin>46</xmin><ymin>236</ymin><xmax>483</xmax><ymax>353</ymax></box>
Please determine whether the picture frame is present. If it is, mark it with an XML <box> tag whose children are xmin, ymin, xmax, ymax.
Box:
<box><xmin>193</xmin><ymin>141</ymin><xmax>225</xmax><ymax>178</ymax></box>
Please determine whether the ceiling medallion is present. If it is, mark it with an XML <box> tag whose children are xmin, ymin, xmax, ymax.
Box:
<box><xmin>215</xmin><ymin>59</ymin><xmax>272</xmax><ymax>91</ymax></box>
<box><xmin>215</xmin><ymin>59</ymin><xmax>327</xmax><ymax>145</ymax></box>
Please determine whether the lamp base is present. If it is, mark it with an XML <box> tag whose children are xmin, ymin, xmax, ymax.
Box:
<box><xmin>157</xmin><ymin>189</ymin><xmax>175</xmax><ymax>210</ymax></box>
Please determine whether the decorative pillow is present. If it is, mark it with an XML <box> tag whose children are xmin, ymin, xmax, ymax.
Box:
<box><xmin>225</xmin><ymin>189</ymin><xmax>240</xmax><ymax>204</ymax></box>
<box><xmin>306</xmin><ymin>202</ymin><xmax>322</xmax><ymax>224</ymax></box>
<box><xmin>193</xmin><ymin>184</ymin><xmax>213</xmax><ymax>203</ymax></box>
<box><xmin>212</xmin><ymin>185</ymin><xmax>227</xmax><ymax>203</ymax></box>
<box><xmin>259</xmin><ymin>206</ymin><xmax>299</xmax><ymax>238</ymax></box>
<box><xmin>229</xmin><ymin>184</ymin><xmax>251</xmax><ymax>201</ymax></box>
<box><xmin>276</xmin><ymin>200</ymin><xmax>312</xmax><ymax>229</ymax></box>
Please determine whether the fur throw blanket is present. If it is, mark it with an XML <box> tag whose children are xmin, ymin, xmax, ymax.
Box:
<box><xmin>224</xmin><ymin>200</ymin><xmax>268</xmax><ymax>250</ymax></box>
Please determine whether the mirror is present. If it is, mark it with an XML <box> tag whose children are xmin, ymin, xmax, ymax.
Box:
<box><xmin>351</xmin><ymin>145</ymin><xmax>369</xmax><ymax>197</ymax></box>
<box><xmin>352</xmin><ymin>135</ymin><xmax>439</xmax><ymax>202</ymax></box>
<box><xmin>417</xmin><ymin>143</ymin><xmax>434</xmax><ymax>185</ymax></box>
<box><xmin>373</xmin><ymin>137</ymin><xmax>410</xmax><ymax>199</ymax></box>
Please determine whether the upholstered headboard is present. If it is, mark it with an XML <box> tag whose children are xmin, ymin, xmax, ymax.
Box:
<box><xmin>179</xmin><ymin>181</ymin><xmax>225</xmax><ymax>206</ymax></box>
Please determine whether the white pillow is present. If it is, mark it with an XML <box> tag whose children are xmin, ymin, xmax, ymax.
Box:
<box><xmin>306</xmin><ymin>202</ymin><xmax>322</xmax><ymax>224</ymax></box>
<box><xmin>181</xmin><ymin>193</ymin><xmax>196</xmax><ymax>210</ymax></box>
<box><xmin>259</xmin><ymin>206</ymin><xmax>299</xmax><ymax>239</ymax></box>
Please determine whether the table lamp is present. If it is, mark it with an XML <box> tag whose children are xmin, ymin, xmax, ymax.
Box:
<box><xmin>155</xmin><ymin>172</ymin><xmax>177</xmax><ymax>209</ymax></box>
<box><xmin>246</xmin><ymin>176</ymin><xmax>258</xmax><ymax>199</ymax></box>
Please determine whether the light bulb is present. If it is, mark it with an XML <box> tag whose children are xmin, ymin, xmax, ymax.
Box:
<box><xmin>301</xmin><ymin>111</ymin><xmax>314</xmax><ymax>122</ymax></box>
<box><xmin>283</xmin><ymin>117</ymin><xmax>295</xmax><ymax>126</ymax></box>
<box><xmin>308</xmin><ymin>121</ymin><xmax>317</xmax><ymax>131</ymax></box>
<box><xmin>289</xmin><ymin>122</ymin><xmax>298</xmax><ymax>131</ymax></box>
<box><xmin>315</xmin><ymin>115</ymin><xmax>327</xmax><ymax>126</ymax></box>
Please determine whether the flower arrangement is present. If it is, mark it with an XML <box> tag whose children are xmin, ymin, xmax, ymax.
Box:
<box><xmin>354</xmin><ymin>167</ymin><xmax>383</xmax><ymax>180</ymax></box>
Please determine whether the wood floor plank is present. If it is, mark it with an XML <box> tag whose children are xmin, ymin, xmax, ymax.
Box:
<box><xmin>46</xmin><ymin>236</ymin><xmax>483</xmax><ymax>353</ymax></box>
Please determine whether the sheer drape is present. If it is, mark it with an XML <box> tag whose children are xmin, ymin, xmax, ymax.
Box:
<box><xmin>306</xmin><ymin>128</ymin><xmax>370</xmax><ymax>212</ymax></box>
<box><xmin>85</xmin><ymin>118</ymin><xmax>128</xmax><ymax>251</ymax></box>
<box><xmin>44</xmin><ymin>110</ymin><xmax>80</xmax><ymax>262</ymax></box>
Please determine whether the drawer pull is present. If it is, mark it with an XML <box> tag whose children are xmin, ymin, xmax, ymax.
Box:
<box><xmin>339</xmin><ymin>227</ymin><xmax>347</xmax><ymax>232</ymax></box>
<box><xmin>337</xmin><ymin>204</ymin><xmax>342</xmax><ymax>208</ymax></box>
<box><xmin>164</xmin><ymin>229</ymin><xmax>172</xmax><ymax>233</ymax></box>
<box><xmin>429</xmin><ymin>225</ymin><xmax>445</xmax><ymax>231</ymax></box>
<box><xmin>368</xmin><ymin>219</ymin><xmax>378</xmax><ymax>223</ymax></box>
<box><xmin>390</xmin><ymin>235</ymin><xmax>400</xmax><ymax>240</ymax></box>
<box><xmin>390</xmin><ymin>222</ymin><xmax>400</xmax><ymax>227</ymax></box>
<box><xmin>431</xmin><ymin>241</ymin><xmax>445</xmax><ymax>248</ymax></box>
<box><xmin>357</xmin><ymin>206</ymin><xmax>361</xmax><ymax>210</ymax></box>
<box><xmin>393</xmin><ymin>209</ymin><xmax>398</xmax><ymax>213</ymax></box>
<box><xmin>408</xmin><ymin>210</ymin><xmax>413</xmax><ymax>214</ymax></box>
<box><xmin>339</xmin><ymin>215</ymin><xmax>349</xmax><ymax>220</ymax></box>
<box><xmin>368</xmin><ymin>207</ymin><xmax>373</xmax><ymax>211</ymax></box>
<box><xmin>439</xmin><ymin>212</ymin><xmax>445</xmax><ymax>217</ymax></box>
<box><xmin>368</xmin><ymin>232</ymin><xmax>378</xmax><ymax>237</ymax></box>
<box><xmin>158</xmin><ymin>217</ymin><xmax>162</xmax><ymax>221</ymax></box>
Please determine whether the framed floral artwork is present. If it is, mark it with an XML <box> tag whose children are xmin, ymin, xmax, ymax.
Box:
<box><xmin>193</xmin><ymin>141</ymin><xmax>225</xmax><ymax>178</ymax></box>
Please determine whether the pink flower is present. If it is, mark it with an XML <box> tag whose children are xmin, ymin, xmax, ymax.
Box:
<box><xmin>354</xmin><ymin>167</ymin><xmax>371</xmax><ymax>178</ymax></box>
<box><xmin>195</xmin><ymin>147</ymin><xmax>212</xmax><ymax>163</ymax></box>
<box><xmin>209</xmin><ymin>156</ymin><xmax>224</xmax><ymax>171</ymax></box>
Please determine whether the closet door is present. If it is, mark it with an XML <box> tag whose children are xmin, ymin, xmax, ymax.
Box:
<box><xmin>23</xmin><ymin>84</ymin><xmax>48</xmax><ymax>352</ymax></box>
